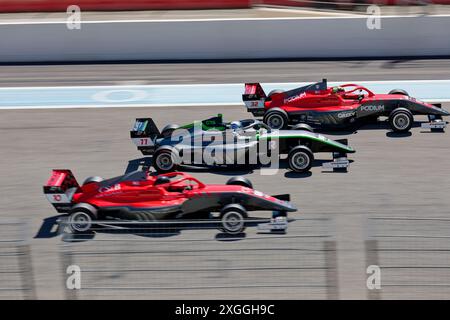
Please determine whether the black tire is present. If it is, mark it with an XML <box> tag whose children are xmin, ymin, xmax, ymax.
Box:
<box><xmin>82</xmin><ymin>176</ymin><xmax>103</xmax><ymax>186</ymax></box>
<box><xmin>226</xmin><ymin>176</ymin><xmax>253</xmax><ymax>189</ymax></box>
<box><xmin>263</xmin><ymin>108</ymin><xmax>289</xmax><ymax>130</ymax></box>
<box><xmin>291</xmin><ymin>123</ymin><xmax>314</xmax><ymax>132</ymax></box>
<box><xmin>389</xmin><ymin>89</ymin><xmax>409</xmax><ymax>96</ymax></box>
<box><xmin>68</xmin><ymin>203</ymin><xmax>97</xmax><ymax>234</ymax></box>
<box><xmin>389</xmin><ymin>108</ymin><xmax>414</xmax><ymax>132</ymax></box>
<box><xmin>160</xmin><ymin>124</ymin><xmax>180</xmax><ymax>138</ymax></box>
<box><xmin>153</xmin><ymin>147</ymin><xmax>179</xmax><ymax>173</ymax></box>
<box><xmin>219</xmin><ymin>204</ymin><xmax>247</xmax><ymax>235</ymax></box>
<box><xmin>287</xmin><ymin>145</ymin><xmax>314</xmax><ymax>173</ymax></box>
<box><xmin>267</xmin><ymin>89</ymin><xmax>284</xmax><ymax>99</ymax></box>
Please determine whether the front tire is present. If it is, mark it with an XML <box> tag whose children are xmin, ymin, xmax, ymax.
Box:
<box><xmin>288</xmin><ymin>146</ymin><xmax>314</xmax><ymax>173</ymax></box>
<box><xmin>153</xmin><ymin>148</ymin><xmax>179</xmax><ymax>173</ymax></box>
<box><xmin>389</xmin><ymin>108</ymin><xmax>413</xmax><ymax>132</ymax></box>
<box><xmin>264</xmin><ymin>109</ymin><xmax>288</xmax><ymax>130</ymax></box>
<box><xmin>220</xmin><ymin>204</ymin><xmax>247</xmax><ymax>235</ymax></box>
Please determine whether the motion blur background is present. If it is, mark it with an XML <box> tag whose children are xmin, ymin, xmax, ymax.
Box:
<box><xmin>0</xmin><ymin>0</ymin><xmax>450</xmax><ymax>300</ymax></box>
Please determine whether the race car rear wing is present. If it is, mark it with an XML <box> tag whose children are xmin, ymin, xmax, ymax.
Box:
<box><xmin>130</xmin><ymin>118</ymin><xmax>161</xmax><ymax>155</ymax></box>
<box><xmin>243</xmin><ymin>83</ymin><xmax>267</xmax><ymax>116</ymax></box>
<box><xmin>43</xmin><ymin>170</ymin><xmax>80</xmax><ymax>213</ymax></box>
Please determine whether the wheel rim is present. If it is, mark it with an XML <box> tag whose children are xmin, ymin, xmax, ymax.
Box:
<box><xmin>267</xmin><ymin>114</ymin><xmax>284</xmax><ymax>129</ymax></box>
<box><xmin>70</xmin><ymin>212</ymin><xmax>92</xmax><ymax>232</ymax></box>
<box><xmin>222</xmin><ymin>211</ymin><xmax>244</xmax><ymax>234</ymax></box>
<box><xmin>156</xmin><ymin>153</ymin><xmax>174</xmax><ymax>170</ymax></box>
<box><xmin>393</xmin><ymin>113</ymin><xmax>410</xmax><ymax>130</ymax></box>
<box><xmin>290</xmin><ymin>152</ymin><xmax>310</xmax><ymax>170</ymax></box>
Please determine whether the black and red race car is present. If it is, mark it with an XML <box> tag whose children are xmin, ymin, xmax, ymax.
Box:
<box><xmin>243</xmin><ymin>79</ymin><xmax>449</xmax><ymax>133</ymax></box>
<box><xmin>43</xmin><ymin>169</ymin><xmax>296</xmax><ymax>235</ymax></box>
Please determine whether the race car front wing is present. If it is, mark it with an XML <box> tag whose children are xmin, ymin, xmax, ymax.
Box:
<box><xmin>322</xmin><ymin>151</ymin><xmax>350</xmax><ymax>172</ymax></box>
<box><xmin>421</xmin><ymin>114</ymin><xmax>447</xmax><ymax>131</ymax></box>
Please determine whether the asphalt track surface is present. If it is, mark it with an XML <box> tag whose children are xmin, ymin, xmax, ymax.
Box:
<box><xmin>0</xmin><ymin>59</ymin><xmax>450</xmax><ymax>299</ymax></box>
<box><xmin>2</xmin><ymin>59</ymin><xmax>450</xmax><ymax>87</ymax></box>
<box><xmin>1</xmin><ymin>102</ymin><xmax>450</xmax><ymax>299</ymax></box>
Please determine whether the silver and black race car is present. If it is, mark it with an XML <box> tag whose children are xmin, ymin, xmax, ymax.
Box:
<box><xmin>130</xmin><ymin>115</ymin><xmax>355</xmax><ymax>174</ymax></box>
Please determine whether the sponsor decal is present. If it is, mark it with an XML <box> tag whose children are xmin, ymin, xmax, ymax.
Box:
<box><xmin>284</xmin><ymin>92</ymin><xmax>306</xmax><ymax>104</ymax></box>
<box><xmin>337</xmin><ymin>111</ymin><xmax>356</xmax><ymax>119</ymax></box>
<box><xmin>99</xmin><ymin>184</ymin><xmax>121</xmax><ymax>193</ymax></box>
<box><xmin>360</xmin><ymin>104</ymin><xmax>385</xmax><ymax>112</ymax></box>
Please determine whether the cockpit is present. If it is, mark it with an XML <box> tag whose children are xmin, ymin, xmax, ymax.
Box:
<box><xmin>151</xmin><ymin>172</ymin><xmax>205</xmax><ymax>193</ymax></box>
<box><xmin>228</xmin><ymin>119</ymin><xmax>271</xmax><ymax>135</ymax></box>
<box><xmin>330</xmin><ymin>84</ymin><xmax>375</xmax><ymax>101</ymax></box>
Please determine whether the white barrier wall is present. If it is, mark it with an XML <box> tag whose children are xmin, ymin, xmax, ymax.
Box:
<box><xmin>1</xmin><ymin>16</ymin><xmax>450</xmax><ymax>62</ymax></box>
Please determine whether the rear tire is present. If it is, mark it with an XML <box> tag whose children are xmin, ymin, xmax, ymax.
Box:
<box><xmin>226</xmin><ymin>176</ymin><xmax>253</xmax><ymax>189</ymax></box>
<box><xmin>82</xmin><ymin>176</ymin><xmax>103</xmax><ymax>186</ymax></box>
<box><xmin>68</xmin><ymin>204</ymin><xmax>97</xmax><ymax>234</ymax></box>
<box><xmin>153</xmin><ymin>148</ymin><xmax>179</xmax><ymax>173</ymax></box>
<box><xmin>288</xmin><ymin>146</ymin><xmax>314</xmax><ymax>173</ymax></box>
<box><xmin>267</xmin><ymin>89</ymin><xmax>284</xmax><ymax>99</ymax></box>
<box><xmin>160</xmin><ymin>124</ymin><xmax>180</xmax><ymax>139</ymax></box>
<box><xmin>389</xmin><ymin>108</ymin><xmax>413</xmax><ymax>132</ymax></box>
<box><xmin>220</xmin><ymin>204</ymin><xmax>247</xmax><ymax>235</ymax></box>
<box><xmin>264</xmin><ymin>109</ymin><xmax>288</xmax><ymax>130</ymax></box>
<box><xmin>389</xmin><ymin>89</ymin><xmax>409</xmax><ymax>96</ymax></box>
<box><xmin>291</xmin><ymin>123</ymin><xmax>314</xmax><ymax>132</ymax></box>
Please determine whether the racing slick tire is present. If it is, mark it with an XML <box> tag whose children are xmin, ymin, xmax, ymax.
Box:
<box><xmin>153</xmin><ymin>147</ymin><xmax>179</xmax><ymax>173</ymax></box>
<box><xmin>389</xmin><ymin>108</ymin><xmax>414</xmax><ymax>132</ymax></box>
<box><xmin>389</xmin><ymin>89</ymin><xmax>409</xmax><ymax>96</ymax></box>
<box><xmin>68</xmin><ymin>203</ymin><xmax>98</xmax><ymax>234</ymax></box>
<box><xmin>82</xmin><ymin>176</ymin><xmax>103</xmax><ymax>186</ymax></box>
<box><xmin>226</xmin><ymin>176</ymin><xmax>253</xmax><ymax>189</ymax></box>
<box><xmin>220</xmin><ymin>204</ymin><xmax>247</xmax><ymax>235</ymax></box>
<box><xmin>263</xmin><ymin>108</ymin><xmax>289</xmax><ymax>130</ymax></box>
<box><xmin>287</xmin><ymin>145</ymin><xmax>314</xmax><ymax>173</ymax></box>
<box><xmin>160</xmin><ymin>124</ymin><xmax>180</xmax><ymax>139</ymax></box>
<box><xmin>291</xmin><ymin>123</ymin><xmax>314</xmax><ymax>132</ymax></box>
<box><xmin>267</xmin><ymin>89</ymin><xmax>284</xmax><ymax>99</ymax></box>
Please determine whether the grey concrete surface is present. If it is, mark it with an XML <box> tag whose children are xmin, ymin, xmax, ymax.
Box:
<box><xmin>0</xmin><ymin>104</ymin><xmax>449</xmax><ymax>299</ymax></box>
<box><xmin>1</xmin><ymin>59</ymin><xmax>450</xmax><ymax>87</ymax></box>
<box><xmin>0</xmin><ymin>5</ymin><xmax>448</xmax><ymax>23</ymax></box>
<box><xmin>0</xmin><ymin>7</ymin><xmax>362</xmax><ymax>23</ymax></box>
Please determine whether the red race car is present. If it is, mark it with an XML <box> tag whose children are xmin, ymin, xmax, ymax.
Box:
<box><xmin>243</xmin><ymin>79</ymin><xmax>449</xmax><ymax>133</ymax></box>
<box><xmin>43</xmin><ymin>170</ymin><xmax>296</xmax><ymax>235</ymax></box>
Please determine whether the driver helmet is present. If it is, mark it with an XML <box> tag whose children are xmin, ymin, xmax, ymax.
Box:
<box><xmin>230</xmin><ymin>121</ymin><xmax>241</xmax><ymax>131</ymax></box>
<box><xmin>332</xmin><ymin>86</ymin><xmax>344</xmax><ymax>94</ymax></box>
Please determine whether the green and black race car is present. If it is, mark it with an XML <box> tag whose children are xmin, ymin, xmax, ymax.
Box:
<box><xmin>130</xmin><ymin>114</ymin><xmax>355</xmax><ymax>173</ymax></box>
